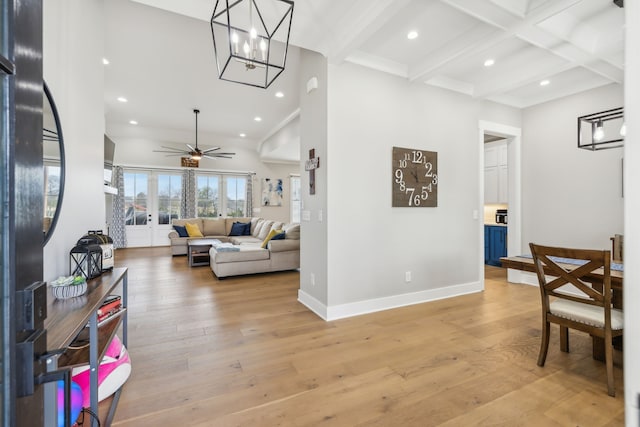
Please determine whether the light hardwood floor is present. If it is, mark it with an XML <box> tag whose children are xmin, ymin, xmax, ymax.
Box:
<box><xmin>111</xmin><ymin>247</ymin><xmax>624</xmax><ymax>426</ymax></box>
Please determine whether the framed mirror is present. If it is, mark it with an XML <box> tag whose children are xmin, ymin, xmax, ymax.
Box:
<box><xmin>43</xmin><ymin>81</ymin><xmax>65</xmax><ymax>245</ymax></box>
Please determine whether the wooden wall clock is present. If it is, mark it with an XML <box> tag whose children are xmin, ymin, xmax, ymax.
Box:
<box><xmin>392</xmin><ymin>146</ymin><xmax>438</xmax><ymax>207</ymax></box>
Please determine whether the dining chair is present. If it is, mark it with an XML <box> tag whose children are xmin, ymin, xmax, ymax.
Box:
<box><xmin>610</xmin><ymin>234</ymin><xmax>624</xmax><ymax>262</ymax></box>
<box><xmin>529</xmin><ymin>243</ymin><xmax>624</xmax><ymax>397</ymax></box>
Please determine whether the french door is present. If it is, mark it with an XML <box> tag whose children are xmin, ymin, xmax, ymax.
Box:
<box><xmin>123</xmin><ymin>170</ymin><xmax>181</xmax><ymax>247</ymax></box>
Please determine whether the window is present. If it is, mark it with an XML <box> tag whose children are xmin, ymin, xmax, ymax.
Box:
<box><xmin>195</xmin><ymin>173</ymin><xmax>249</xmax><ymax>218</ymax></box>
<box><xmin>196</xmin><ymin>174</ymin><xmax>219</xmax><ymax>217</ymax></box>
<box><xmin>290</xmin><ymin>175</ymin><xmax>301</xmax><ymax>223</ymax></box>
<box><xmin>44</xmin><ymin>164</ymin><xmax>60</xmax><ymax>219</ymax></box>
<box><xmin>225</xmin><ymin>176</ymin><xmax>247</xmax><ymax>217</ymax></box>
<box><xmin>123</xmin><ymin>172</ymin><xmax>148</xmax><ymax>225</ymax></box>
<box><xmin>157</xmin><ymin>174</ymin><xmax>182</xmax><ymax>224</ymax></box>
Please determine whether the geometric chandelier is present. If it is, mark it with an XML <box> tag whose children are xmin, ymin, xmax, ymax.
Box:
<box><xmin>210</xmin><ymin>0</ymin><xmax>294</xmax><ymax>89</ymax></box>
<box><xmin>577</xmin><ymin>107</ymin><xmax>625</xmax><ymax>151</ymax></box>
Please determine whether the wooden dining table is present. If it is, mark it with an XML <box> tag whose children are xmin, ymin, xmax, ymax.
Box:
<box><xmin>500</xmin><ymin>255</ymin><xmax>624</xmax><ymax>361</ymax></box>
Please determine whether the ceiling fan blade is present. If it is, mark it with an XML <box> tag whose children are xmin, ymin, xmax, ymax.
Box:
<box><xmin>154</xmin><ymin>146</ymin><xmax>187</xmax><ymax>153</ymax></box>
<box><xmin>154</xmin><ymin>150</ymin><xmax>187</xmax><ymax>154</ymax></box>
<box><xmin>186</xmin><ymin>144</ymin><xmax>196</xmax><ymax>151</ymax></box>
<box><xmin>213</xmin><ymin>152</ymin><xmax>236</xmax><ymax>156</ymax></box>
<box><xmin>201</xmin><ymin>147</ymin><xmax>221</xmax><ymax>153</ymax></box>
<box><xmin>204</xmin><ymin>154</ymin><xmax>234</xmax><ymax>159</ymax></box>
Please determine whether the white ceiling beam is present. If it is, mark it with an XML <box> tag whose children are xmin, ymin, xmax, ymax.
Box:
<box><xmin>345</xmin><ymin>51</ymin><xmax>408</xmax><ymax>78</ymax></box>
<box><xmin>409</xmin><ymin>0</ymin><xmax>583</xmax><ymax>82</ymax></box>
<box><xmin>325</xmin><ymin>0</ymin><xmax>413</xmax><ymax>65</ymax></box>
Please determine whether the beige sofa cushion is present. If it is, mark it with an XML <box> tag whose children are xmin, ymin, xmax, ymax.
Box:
<box><xmin>210</xmin><ymin>246</ymin><xmax>269</xmax><ymax>263</ymax></box>
<box><xmin>257</xmin><ymin>220</ymin><xmax>275</xmax><ymax>240</ymax></box>
<box><xmin>250</xmin><ymin>217</ymin><xmax>263</xmax><ymax>235</ymax></box>
<box><xmin>270</xmin><ymin>221</ymin><xmax>284</xmax><ymax>232</ymax></box>
<box><xmin>268</xmin><ymin>239</ymin><xmax>299</xmax><ymax>252</ymax></box>
<box><xmin>202</xmin><ymin>218</ymin><xmax>226</xmax><ymax>236</ymax></box>
<box><xmin>252</xmin><ymin>219</ymin><xmax>265</xmax><ymax>237</ymax></box>
<box><xmin>283</xmin><ymin>223</ymin><xmax>300</xmax><ymax>240</ymax></box>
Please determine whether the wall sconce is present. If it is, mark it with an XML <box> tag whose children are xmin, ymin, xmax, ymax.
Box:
<box><xmin>577</xmin><ymin>107</ymin><xmax>624</xmax><ymax>151</ymax></box>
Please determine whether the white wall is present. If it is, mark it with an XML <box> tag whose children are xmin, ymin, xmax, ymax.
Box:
<box><xmin>521</xmin><ymin>84</ymin><xmax>624</xmax><ymax>252</ymax></box>
<box><xmin>112</xmin><ymin>137</ymin><xmax>297</xmax><ymax>224</ymax></box>
<box><xmin>320</xmin><ymin>62</ymin><xmax>520</xmax><ymax>318</ymax></box>
<box><xmin>297</xmin><ymin>50</ymin><xmax>329</xmax><ymax>312</ymax></box>
<box><xmin>43</xmin><ymin>0</ymin><xmax>106</xmax><ymax>282</ymax></box>
<box><xmin>625</xmin><ymin>2</ymin><xmax>640</xmax><ymax>424</ymax></box>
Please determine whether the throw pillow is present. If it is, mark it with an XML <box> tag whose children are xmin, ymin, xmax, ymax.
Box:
<box><xmin>229</xmin><ymin>221</ymin><xmax>250</xmax><ymax>236</ymax></box>
<box><xmin>242</xmin><ymin>222</ymin><xmax>251</xmax><ymax>235</ymax></box>
<box><xmin>185</xmin><ymin>222</ymin><xmax>203</xmax><ymax>237</ymax></box>
<box><xmin>257</xmin><ymin>220</ymin><xmax>275</xmax><ymax>240</ymax></box>
<box><xmin>270</xmin><ymin>231</ymin><xmax>285</xmax><ymax>240</ymax></box>
<box><xmin>172</xmin><ymin>225</ymin><xmax>188</xmax><ymax>237</ymax></box>
<box><xmin>261</xmin><ymin>229</ymin><xmax>284</xmax><ymax>248</ymax></box>
<box><xmin>283</xmin><ymin>223</ymin><xmax>300</xmax><ymax>240</ymax></box>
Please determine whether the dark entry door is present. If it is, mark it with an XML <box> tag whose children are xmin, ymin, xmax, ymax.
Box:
<box><xmin>1</xmin><ymin>0</ymin><xmax>46</xmax><ymax>426</ymax></box>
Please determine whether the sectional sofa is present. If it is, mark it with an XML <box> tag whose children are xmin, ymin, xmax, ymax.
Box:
<box><xmin>168</xmin><ymin>217</ymin><xmax>300</xmax><ymax>278</ymax></box>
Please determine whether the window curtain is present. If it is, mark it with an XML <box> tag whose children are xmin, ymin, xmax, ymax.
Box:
<box><xmin>110</xmin><ymin>166</ymin><xmax>127</xmax><ymax>248</ymax></box>
<box><xmin>181</xmin><ymin>169</ymin><xmax>196</xmax><ymax>218</ymax></box>
<box><xmin>246</xmin><ymin>174</ymin><xmax>253</xmax><ymax>217</ymax></box>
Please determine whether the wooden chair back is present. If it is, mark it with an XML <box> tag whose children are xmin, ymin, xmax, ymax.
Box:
<box><xmin>611</xmin><ymin>234</ymin><xmax>623</xmax><ymax>262</ymax></box>
<box><xmin>529</xmin><ymin>244</ymin><xmax>612</xmax><ymax>313</ymax></box>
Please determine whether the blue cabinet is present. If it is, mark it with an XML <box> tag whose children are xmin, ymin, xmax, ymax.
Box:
<box><xmin>485</xmin><ymin>225</ymin><xmax>507</xmax><ymax>266</ymax></box>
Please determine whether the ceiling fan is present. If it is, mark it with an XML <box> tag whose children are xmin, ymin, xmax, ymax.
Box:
<box><xmin>154</xmin><ymin>109</ymin><xmax>235</xmax><ymax>160</ymax></box>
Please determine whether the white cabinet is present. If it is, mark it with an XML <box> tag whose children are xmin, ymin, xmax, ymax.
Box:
<box><xmin>484</xmin><ymin>140</ymin><xmax>508</xmax><ymax>204</ymax></box>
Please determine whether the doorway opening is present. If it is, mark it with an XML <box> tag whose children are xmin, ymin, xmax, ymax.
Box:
<box><xmin>478</xmin><ymin>121</ymin><xmax>522</xmax><ymax>287</ymax></box>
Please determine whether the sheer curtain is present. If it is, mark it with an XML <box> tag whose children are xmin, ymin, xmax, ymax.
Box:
<box><xmin>181</xmin><ymin>169</ymin><xmax>196</xmax><ymax>218</ymax></box>
<box><xmin>110</xmin><ymin>166</ymin><xmax>127</xmax><ymax>248</ymax></box>
<box><xmin>246</xmin><ymin>174</ymin><xmax>254</xmax><ymax>217</ymax></box>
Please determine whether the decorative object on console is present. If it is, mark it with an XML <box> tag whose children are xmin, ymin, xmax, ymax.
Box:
<box><xmin>577</xmin><ymin>107</ymin><xmax>624</xmax><ymax>151</ymax></box>
<box><xmin>71</xmin><ymin>335</ymin><xmax>131</xmax><ymax>408</ymax></box>
<box><xmin>392</xmin><ymin>146</ymin><xmax>438</xmax><ymax>207</ymax></box>
<box><xmin>50</xmin><ymin>275</ymin><xmax>87</xmax><ymax>299</ymax></box>
<box><xmin>210</xmin><ymin>0</ymin><xmax>294</xmax><ymax>88</ymax></box>
<box><xmin>69</xmin><ymin>243</ymin><xmax>103</xmax><ymax>280</ymax></box>
<box><xmin>153</xmin><ymin>109</ymin><xmax>236</xmax><ymax>161</ymax></box>
<box><xmin>80</xmin><ymin>230</ymin><xmax>115</xmax><ymax>271</ymax></box>
<box><xmin>56</xmin><ymin>380</ymin><xmax>83</xmax><ymax>427</ymax></box>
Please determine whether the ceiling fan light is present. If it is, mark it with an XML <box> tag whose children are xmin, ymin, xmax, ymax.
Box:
<box><xmin>191</xmin><ymin>153</ymin><xmax>202</xmax><ymax>161</ymax></box>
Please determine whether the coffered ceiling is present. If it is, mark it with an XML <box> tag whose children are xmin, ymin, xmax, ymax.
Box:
<box><xmin>105</xmin><ymin>0</ymin><xmax>624</xmax><ymax>162</ymax></box>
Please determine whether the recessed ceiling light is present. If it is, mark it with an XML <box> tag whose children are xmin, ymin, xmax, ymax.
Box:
<box><xmin>539</xmin><ymin>79</ymin><xmax>550</xmax><ymax>86</ymax></box>
<box><xmin>254</xmin><ymin>116</ymin><xmax>262</xmax><ymax>122</ymax></box>
<box><xmin>483</xmin><ymin>59</ymin><xmax>495</xmax><ymax>67</ymax></box>
<box><xmin>407</xmin><ymin>31</ymin><xmax>418</xmax><ymax>40</ymax></box>
<box><xmin>102</xmin><ymin>58</ymin><xmax>110</xmax><ymax>65</ymax></box>
<box><xmin>275</xmin><ymin>91</ymin><xmax>284</xmax><ymax>98</ymax></box>
<box><xmin>117</xmin><ymin>96</ymin><xmax>128</xmax><ymax>103</ymax></box>
<box><xmin>239</xmin><ymin>133</ymin><xmax>246</xmax><ymax>138</ymax></box>
<box><xmin>129</xmin><ymin>120</ymin><xmax>138</xmax><ymax>125</ymax></box>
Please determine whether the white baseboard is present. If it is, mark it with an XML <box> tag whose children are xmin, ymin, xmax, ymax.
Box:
<box><xmin>297</xmin><ymin>290</ymin><xmax>328</xmax><ymax>320</ymax></box>
<box><xmin>299</xmin><ymin>281</ymin><xmax>483</xmax><ymax>321</ymax></box>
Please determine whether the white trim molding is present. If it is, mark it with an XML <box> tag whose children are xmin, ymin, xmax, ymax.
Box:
<box><xmin>299</xmin><ymin>281</ymin><xmax>482</xmax><ymax>322</ymax></box>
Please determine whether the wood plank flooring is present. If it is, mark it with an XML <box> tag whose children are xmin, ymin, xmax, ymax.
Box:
<box><xmin>111</xmin><ymin>248</ymin><xmax>624</xmax><ymax>426</ymax></box>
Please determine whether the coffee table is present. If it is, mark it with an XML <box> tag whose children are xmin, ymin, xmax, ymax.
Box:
<box><xmin>187</xmin><ymin>239</ymin><xmax>221</xmax><ymax>267</ymax></box>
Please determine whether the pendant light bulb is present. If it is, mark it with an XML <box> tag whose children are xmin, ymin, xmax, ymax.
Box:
<box><xmin>593</xmin><ymin>121</ymin><xmax>604</xmax><ymax>141</ymax></box>
<box><xmin>250</xmin><ymin>28</ymin><xmax>257</xmax><ymax>39</ymax></box>
<box><xmin>620</xmin><ymin>122</ymin><xmax>627</xmax><ymax>137</ymax></box>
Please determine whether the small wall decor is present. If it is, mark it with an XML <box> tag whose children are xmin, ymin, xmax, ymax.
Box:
<box><xmin>181</xmin><ymin>157</ymin><xmax>199</xmax><ymax>168</ymax></box>
<box><xmin>306</xmin><ymin>148</ymin><xmax>320</xmax><ymax>195</ymax></box>
<box><xmin>262</xmin><ymin>178</ymin><xmax>283</xmax><ymax>206</ymax></box>
<box><xmin>392</xmin><ymin>146</ymin><xmax>438</xmax><ymax>207</ymax></box>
